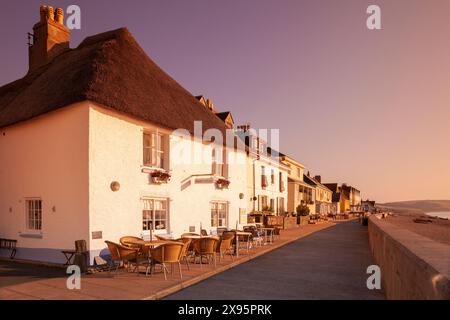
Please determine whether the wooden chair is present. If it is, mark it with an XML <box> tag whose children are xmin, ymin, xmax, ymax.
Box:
<box><xmin>192</xmin><ymin>237</ymin><xmax>218</xmax><ymax>268</ymax></box>
<box><xmin>148</xmin><ymin>243</ymin><xmax>184</xmax><ymax>280</ymax></box>
<box><xmin>216</xmin><ymin>233</ymin><xmax>234</xmax><ymax>261</ymax></box>
<box><xmin>105</xmin><ymin>240</ymin><xmax>139</xmax><ymax>273</ymax></box>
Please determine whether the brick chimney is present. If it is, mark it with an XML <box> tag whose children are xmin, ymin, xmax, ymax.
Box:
<box><xmin>28</xmin><ymin>5</ymin><xmax>70</xmax><ymax>72</ymax></box>
<box><xmin>314</xmin><ymin>175</ymin><xmax>321</xmax><ymax>183</ymax></box>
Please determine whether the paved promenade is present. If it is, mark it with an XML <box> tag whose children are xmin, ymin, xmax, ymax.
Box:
<box><xmin>0</xmin><ymin>222</ymin><xmax>334</xmax><ymax>300</ymax></box>
<box><xmin>166</xmin><ymin>220</ymin><xmax>385</xmax><ymax>299</ymax></box>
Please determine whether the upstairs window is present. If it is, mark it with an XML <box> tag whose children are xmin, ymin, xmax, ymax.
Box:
<box><xmin>211</xmin><ymin>145</ymin><xmax>227</xmax><ymax>177</ymax></box>
<box><xmin>26</xmin><ymin>199</ymin><xmax>42</xmax><ymax>231</ymax></box>
<box><xmin>261</xmin><ymin>166</ymin><xmax>268</xmax><ymax>188</ymax></box>
<box><xmin>143</xmin><ymin>132</ymin><xmax>166</xmax><ymax>169</ymax></box>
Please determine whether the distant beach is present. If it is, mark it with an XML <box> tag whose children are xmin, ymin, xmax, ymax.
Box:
<box><xmin>426</xmin><ymin>211</ymin><xmax>450</xmax><ymax>219</ymax></box>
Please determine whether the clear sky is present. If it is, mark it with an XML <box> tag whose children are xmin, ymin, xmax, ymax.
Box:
<box><xmin>1</xmin><ymin>0</ymin><xmax>449</xmax><ymax>203</ymax></box>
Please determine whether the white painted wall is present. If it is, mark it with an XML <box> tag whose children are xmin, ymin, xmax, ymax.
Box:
<box><xmin>0</xmin><ymin>101</ymin><xmax>249</xmax><ymax>263</ymax></box>
<box><xmin>0</xmin><ymin>103</ymin><xmax>89</xmax><ymax>262</ymax></box>
<box><xmin>246</xmin><ymin>157</ymin><xmax>288</xmax><ymax>214</ymax></box>
<box><xmin>88</xmin><ymin>105</ymin><xmax>248</xmax><ymax>260</ymax></box>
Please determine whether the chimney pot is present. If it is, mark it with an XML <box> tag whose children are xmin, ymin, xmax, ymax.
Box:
<box><xmin>28</xmin><ymin>5</ymin><xmax>70</xmax><ymax>72</ymax></box>
<box><xmin>39</xmin><ymin>5</ymin><xmax>47</xmax><ymax>22</ymax></box>
<box><xmin>46</xmin><ymin>6</ymin><xmax>54</xmax><ymax>21</ymax></box>
<box><xmin>55</xmin><ymin>7</ymin><xmax>64</xmax><ymax>24</ymax></box>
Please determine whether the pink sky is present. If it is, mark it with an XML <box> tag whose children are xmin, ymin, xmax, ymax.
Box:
<box><xmin>1</xmin><ymin>0</ymin><xmax>449</xmax><ymax>202</ymax></box>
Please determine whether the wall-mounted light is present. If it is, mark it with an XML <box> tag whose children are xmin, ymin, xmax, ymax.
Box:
<box><xmin>110</xmin><ymin>181</ymin><xmax>120</xmax><ymax>192</ymax></box>
<box><xmin>239</xmin><ymin>193</ymin><xmax>244</xmax><ymax>200</ymax></box>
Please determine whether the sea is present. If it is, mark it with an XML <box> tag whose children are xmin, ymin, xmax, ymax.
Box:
<box><xmin>426</xmin><ymin>211</ymin><xmax>450</xmax><ymax>219</ymax></box>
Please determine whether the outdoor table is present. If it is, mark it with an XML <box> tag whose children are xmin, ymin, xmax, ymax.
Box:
<box><xmin>259</xmin><ymin>227</ymin><xmax>275</xmax><ymax>245</ymax></box>
<box><xmin>61</xmin><ymin>250</ymin><xmax>76</xmax><ymax>265</ymax></box>
<box><xmin>123</xmin><ymin>239</ymin><xmax>177</xmax><ymax>248</ymax></box>
<box><xmin>234</xmin><ymin>231</ymin><xmax>252</xmax><ymax>257</ymax></box>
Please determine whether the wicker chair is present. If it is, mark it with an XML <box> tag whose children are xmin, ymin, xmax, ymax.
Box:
<box><xmin>105</xmin><ymin>240</ymin><xmax>139</xmax><ymax>273</ymax></box>
<box><xmin>216</xmin><ymin>227</ymin><xmax>227</xmax><ymax>237</ymax></box>
<box><xmin>181</xmin><ymin>232</ymin><xmax>200</xmax><ymax>238</ymax></box>
<box><xmin>148</xmin><ymin>243</ymin><xmax>184</xmax><ymax>280</ymax></box>
<box><xmin>176</xmin><ymin>238</ymin><xmax>192</xmax><ymax>270</ymax></box>
<box><xmin>216</xmin><ymin>233</ymin><xmax>234</xmax><ymax>261</ymax></box>
<box><xmin>155</xmin><ymin>235</ymin><xmax>171</xmax><ymax>241</ymax></box>
<box><xmin>192</xmin><ymin>237</ymin><xmax>218</xmax><ymax>268</ymax></box>
<box><xmin>119</xmin><ymin>236</ymin><xmax>142</xmax><ymax>249</ymax></box>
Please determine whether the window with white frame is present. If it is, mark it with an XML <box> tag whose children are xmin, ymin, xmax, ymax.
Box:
<box><xmin>142</xmin><ymin>198</ymin><xmax>168</xmax><ymax>232</ymax></box>
<box><xmin>211</xmin><ymin>145</ymin><xmax>224</xmax><ymax>176</ymax></box>
<box><xmin>143</xmin><ymin>131</ymin><xmax>166</xmax><ymax>169</ymax></box>
<box><xmin>211</xmin><ymin>201</ymin><xmax>228</xmax><ymax>227</ymax></box>
<box><xmin>26</xmin><ymin>199</ymin><xmax>42</xmax><ymax>231</ymax></box>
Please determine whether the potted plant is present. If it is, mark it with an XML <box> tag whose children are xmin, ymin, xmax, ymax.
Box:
<box><xmin>215</xmin><ymin>178</ymin><xmax>230</xmax><ymax>189</ymax></box>
<box><xmin>296</xmin><ymin>204</ymin><xmax>310</xmax><ymax>225</ymax></box>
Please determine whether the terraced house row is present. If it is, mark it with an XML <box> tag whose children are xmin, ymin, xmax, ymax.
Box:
<box><xmin>0</xmin><ymin>8</ymin><xmax>362</xmax><ymax>264</ymax></box>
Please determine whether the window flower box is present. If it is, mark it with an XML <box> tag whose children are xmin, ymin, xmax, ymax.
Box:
<box><xmin>215</xmin><ymin>178</ymin><xmax>230</xmax><ymax>189</ymax></box>
<box><xmin>150</xmin><ymin>170</ymin><xmax>171</xmax><ymax>184</ymax></box>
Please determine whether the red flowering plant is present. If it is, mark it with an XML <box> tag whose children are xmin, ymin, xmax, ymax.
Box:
<box><xmin>215</xmin><ymin>178</ymin><xmax>230</xmax><ymax>189</ymax></box>
<box><xmin>150</xmin><ymin>170</ymin><xmax>171</xmax><ymax>183</ymax></box>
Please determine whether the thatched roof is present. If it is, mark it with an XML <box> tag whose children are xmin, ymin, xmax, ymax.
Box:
<box><xmin>0</xmin><ymin>28</ymin><xmax>227</xmax><ymax>134</ymax></box>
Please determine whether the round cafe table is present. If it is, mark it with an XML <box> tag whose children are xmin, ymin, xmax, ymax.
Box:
<box><xmin>123</xmin><ymin>239</ymin><xmax>179</xmax><ymax>249</ymax></box>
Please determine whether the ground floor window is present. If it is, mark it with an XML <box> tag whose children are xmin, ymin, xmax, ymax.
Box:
<box><xmin>26</xmin><ymin>198</ymin><xmax>42</xmax><ymax>231</ymax></box>
<box><xmin>211</xmin><ymin>201</ymin><xmax>228</xmax><ymax>227</ymax></box>
<box><xmin>142</xmin><ymin>198</ymin><xmax>168</xmax><ymax>232</ymax></box>
<box><xmin>277</xmin><ymin>197</ymin><xmax>285</xmax><ymax>214</ymax></box>
<box><xmin>258</xmin><ymin>195</ymin><xmax>268</xmax><ymax>211</ymax></box>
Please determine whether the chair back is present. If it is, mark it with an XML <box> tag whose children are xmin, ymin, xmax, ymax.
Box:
<box><xmin>217</xmin><ymin>233</ymin><xmax>234</xmax><ymax>253</ymax></box>
<box><xmin>119</xmin><ymin>236</ymin><xmax>142</xmax><ymax>248</ymax></box>
<box><xmin>222</xmin><ymin>231</ymin><xmax>236</xmax><ymax>244</ymax></box>
<box><xmin>193</xmin><ymin>237</ymin><xmax>217</xmax><ymax>255</ymax></box>
<box><xmin>105</xmin><ymin>241</ymin><xmax>121</xmax><ymax>262</ymax></box>
<box><xmin>176</xmin><ymin>238</ymin><xmax>192</xmax><ymax>257</ymax></box>
<box><xmin>155</xmin><ymin>235</ymin><xmax>170</xmax><ymax>241</ymax></box>
<box><xmin>216</xmin><ymin>227</ymin><xmax>227</xmax><ymax>236</ymax></box>
<box><xmin>116</xmin><ymin>243</ymin><xmax>138</xmax><ymax>261</ymax></box>
<box><xmin>151</xmin><ymin>243</ymin><xmax>183</xmax><ymax>264</ymax></box>
<box><xmin>181</xmin><ymin>232</ymin><xmax>200</xmax><ymax>238</ymax></box>
<box><xmin>75</xmin><ymin>240</ymin><xmax>87</xmax><ymax>253</ymax></box>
